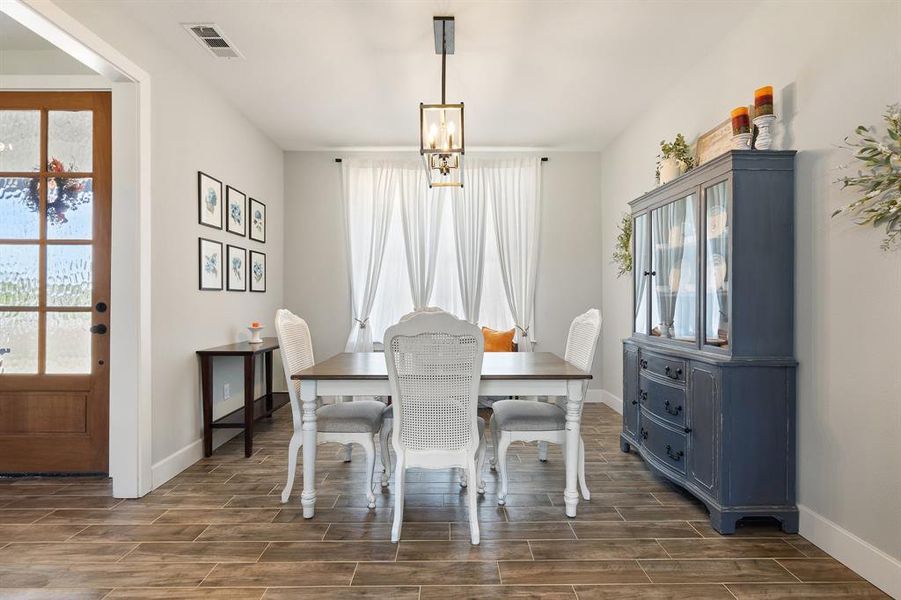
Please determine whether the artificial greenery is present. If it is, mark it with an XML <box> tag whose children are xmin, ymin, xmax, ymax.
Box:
<box><xmin>612</xmin><ymin>213</ymin><xmax>633</xmax><ymax>277</ymax></box>
<box><xmin>833</xmin><ymin>104</ymin><xmax>901</xmax><ymax>251</ymax></box>
<box><xmin>659</xmin><ymin>133</ymin><xmax>695</xmax><ymax>169</ymax></box>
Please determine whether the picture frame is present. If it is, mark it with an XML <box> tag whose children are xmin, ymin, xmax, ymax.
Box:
<box><xmin>197</xmin><ymin>172</ymin><xmax>223</xmax><ymax>230</ymax></box>
<box><xmin>226</xmin><ymin>186</ymin><xmax>247</xmax><ymax>237</ymax></box>
<box><xmin>198</xmin><ymin>237</ymin><xmax>223</xmax><ymax>290</ymax></box>
<box><xmin>695</xmin><ymin>118</ymin><xmax>733</xmax><ymax>166</ymax></box>
<box><xmin>249</xmin><ymin>198</ymin><xmax>266</xmax><ymax>243</ymax></box>
<box><xmin>249</xmin><ymin>250</ymin><xmax>266</xmax><ymax>292</ymax></box>
<box><xmin>226</xmin><ymin>244</ymin><xmax>247</xmax><ymax>291</ymax></box>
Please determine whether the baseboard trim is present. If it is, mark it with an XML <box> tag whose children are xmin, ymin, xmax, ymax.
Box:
<box><xmin>600</xmin><ymin>389</ymin><xmax>623</xmax><ymax>414</ymax></box>
<box><xmin>798</xmin><ymin>503</ymin><xmax>901</xmax><ymax>598</ymax></box>
<box><xmin>584</xmin><ymin>389</ymin><xmax>604</xmax><ymax>403</ymax></box>
<box><xmin>150</xmin><ymin>428</ymin><xmax>241</xmax><ymax>490</ymax></box>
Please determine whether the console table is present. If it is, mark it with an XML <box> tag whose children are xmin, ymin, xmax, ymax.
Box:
<box><xmin>197</xmin><ymin>338</ymin><xmax>287</xmax><ymax>457</ymax></box>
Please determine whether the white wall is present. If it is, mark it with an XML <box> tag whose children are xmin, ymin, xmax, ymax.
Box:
<box><xmin>599</xmin><ymin>1</ymin><xmax>901</xmax><ymax>594</ymax></box>
<box><xmin>284</xmin><ymin>151</ymin><xmax>604</xmax><ymax>387</ymax></box>
<box><xmin>0</xmin><ymin>48</ymin><xmax>95</xmax><ymax>74</ymax></box>
<box><xmin>55</xmin><ymin>2</ymin><xmax>286</xmax><ymax>482</ymax></box>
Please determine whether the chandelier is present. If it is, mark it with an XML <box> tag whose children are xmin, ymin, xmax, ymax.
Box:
<box><xmin>420</xmin><ymin>16</ymin><xmax>464</xmax><ymax>188</ymax></box>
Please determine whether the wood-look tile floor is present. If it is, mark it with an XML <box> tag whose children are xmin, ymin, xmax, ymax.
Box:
<box><xmin>0</xmin><ymin>404</ymin><xmax>888</xmax><ymax>599</ymax></box>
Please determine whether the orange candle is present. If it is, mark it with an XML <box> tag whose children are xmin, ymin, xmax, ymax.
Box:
<box><xmin>251</xmin><ymin>321</ymin><xmax>261</xmax><ymax>328</ymax></box>
<box><xmin>754</xmin><ymin>86</ymin><xmax>774</xmax><ymax>116</ymax></box>
<box><xmin>731</xmin><ymin>106</ymin><xmax>750</xmax><ymax>135</ymax></box>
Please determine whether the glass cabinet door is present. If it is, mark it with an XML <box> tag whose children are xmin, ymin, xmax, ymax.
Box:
<box><xmin>633</xmin><ymin>213</ymin><xmax>649</xmax><ymax>334</ymax></box>
<box><xmin>650</xmin><ymin>194</ymin><xmax>697</xmax><ymax>343</ymax></box>
<box><xmin>704</xmin><ymin>180</ymin><xmax>730</xmax><ymax>348</ymax></box>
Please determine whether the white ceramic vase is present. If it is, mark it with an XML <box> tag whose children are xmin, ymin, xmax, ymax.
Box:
<box><xmin>753</xmin><ymin>114</ymin><xmax>776</xmax><ymax>150</ymax></box>
<box><xmin>248</xmin><ymin>326</ymin><xmax>264</xmax><ymax>344</ymax></box>
<box><xmin>658</xmin><ymin>157</ymin><xmax>686</xmax><ymax>185</ymax></box>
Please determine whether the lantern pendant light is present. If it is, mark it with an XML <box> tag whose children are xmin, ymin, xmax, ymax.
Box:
<box><xmin>420</xmin><ymin>16</ymin><xmax>464</xmax><ymax>188</ymax></box>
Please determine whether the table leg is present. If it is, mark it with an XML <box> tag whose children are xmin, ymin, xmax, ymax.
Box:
<box><xmin>243</xmin><ymin>354</ymin><xmax>256</xmax><ymax>458</ymax></box>
<box><xmin>200</xmin><ymin>355</ymin><xmax>213</xmax><ymax>457</ymax></box>
<box><xmin>264</xmin><ymin>350</ymin><xmax>273</xmax><ymax>415</ymax></box>
<box><xmin>300</xmin><ymin>379</ymin><xmax>318</xmax><ymax>518</ymax></box>
<box><xmin>564</xmin><ymin>380</ymin><xmax>585</xmax><ymax>517</ymax></box>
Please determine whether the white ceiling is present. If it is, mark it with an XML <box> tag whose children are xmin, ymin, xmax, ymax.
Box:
<box><xmin>68</xmin><ymin>1</ymin><xmax>758</xmax><ymax>150</ymax></box>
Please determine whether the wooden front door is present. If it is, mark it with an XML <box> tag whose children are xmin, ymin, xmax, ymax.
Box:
<box><xmin>0</xmin><ymin>92</ymin><xmax>111</xmax><ymax>473</ymax></box>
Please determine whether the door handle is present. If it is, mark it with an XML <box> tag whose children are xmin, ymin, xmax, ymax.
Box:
<box><xmin>90</xmin><ymin>324</ymin><xmax>108</xmax><ymax>335</ymax></box>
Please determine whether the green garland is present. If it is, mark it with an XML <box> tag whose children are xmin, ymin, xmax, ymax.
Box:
<box><xmin>834</xmin><ymin>104</ymin><xmax>900</xmax><ymax>251</ymax></box>
<box><xmin>613</xmin><ymin>213</ymin><xmax>633</xmax><ymax>277</ymax></box>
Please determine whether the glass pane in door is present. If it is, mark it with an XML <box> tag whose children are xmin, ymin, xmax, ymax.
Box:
<box><xmin>47</xmin><ymin>177</ymin><xmax>93</xmax><ymax>239</ymax></box>
<box><xmin>705</xmin><ymin>181</ymin><xmax>730</xmax><ymax>347</ymax></box>
<box><xmin>0</xmin><ymin>110</ymin><xmax>40</xmax><ymax>172</ymax></box>
<box><xmin>46</xmin><ymin>311</ymin><xmax>92</xmax><ymax>374</ymax></box>
<box><xmin>48</xmin><ymin>111</ymin><xmax>93</xmax><ymax>172</ymax></box>
<box><xmin>650</xmin><ymin>194</ymin><xmax>697</xmax><ymax>342</ymax></box>
<box><xmin>0</xmin><ymin>311</ymin><xmax>38</xmax><ymax>374</ymax></box>
<box><xmin>633</xmin><ymin>213</ymin><xmax>649</xmax><ymax>334</ymax></box>
<box><xmin>0</xmin><ymin>244</ymin><xmax>40</xmax><ymax>306</ymax></box>
<box><xmin>47</xmin><ymin>245</ymin><xmax>92</xmax><ymax>307</ymax></box>
<box><xmin>0</xmin><ymin>177</ymin><xmax>40</xmax><ymax>239</ymax></box>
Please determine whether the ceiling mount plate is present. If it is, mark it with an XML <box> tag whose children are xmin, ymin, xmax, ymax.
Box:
<box><xmin>433</xmin><ymin>16</ymin><xmax>455</xmax><ymax>55</ymax></box>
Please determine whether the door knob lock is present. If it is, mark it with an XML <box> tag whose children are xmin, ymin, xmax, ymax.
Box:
<box><xmin>90</xmin><ymin>324</ymin><xmax>108</xmax><ymax>335</ymax></box>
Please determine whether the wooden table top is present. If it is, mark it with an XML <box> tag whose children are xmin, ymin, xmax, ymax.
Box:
<box><xmin>196</xmin><ymin>337</ymin><xmax>279</xmax><ymax>356</ymax></box>
<box><xmin>292</xmin><ymin>352</ymin><xmax>591</xmax><ymax>381</ymax></box>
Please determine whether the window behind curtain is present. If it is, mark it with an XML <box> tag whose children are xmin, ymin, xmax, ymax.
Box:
<box><xmin>368</xmin><ymin>188</ymin><xmax>514</xmax><ymax>343</ymax></box>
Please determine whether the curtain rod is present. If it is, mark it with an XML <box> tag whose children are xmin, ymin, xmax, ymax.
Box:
<box><xmin>334</xmin><ymin>157</ymin><xmax>549</xmax><ymax>163</ymax></box>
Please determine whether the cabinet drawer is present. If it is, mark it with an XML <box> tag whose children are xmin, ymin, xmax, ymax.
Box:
<box><xmin>640</xmin><ymin>411</ymin><xmax>687</xmax><ymax>475</ymax></box>
<box><xmin>639</xmin><ymin>374</ymin><xmax>687</xmax><ymax>428</ymax></box>
<box><xmin>639</xmin><ymin>351</ymin><xmax>686</xmax><ymax>384</ymax></box>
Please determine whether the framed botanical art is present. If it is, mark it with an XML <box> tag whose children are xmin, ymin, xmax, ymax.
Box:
<box><xmin>197</xmin><ymin>172</ymin><xmax>222</xmax><ymax>230</ymax></box>
<box><xmin>226</xmin><ymin>244</ymin><xmax>246</xmax><ymax>291</ymax></box>
<box><xmin>226</xmin><ymin>185</ymin><xmax>247</xmax><ymax>236</ymax></box>
<box><xmin>198</xmin><ymin>237</ymin><xmax>223</xmax><ymax>290</ymax></box>
<box><xmin>249</xmin><ymin>250</ymin><xmax>266</xmax><ymax>292</ymax></box>
<box><xmin>249</xmin><ymin>198</ymin><xmax>266</xmax><ymax>243</ymax></box>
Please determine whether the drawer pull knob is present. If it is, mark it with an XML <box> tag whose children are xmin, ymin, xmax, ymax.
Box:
<box><xmin>639</xmin><ymin>359</ymin><xmax>648</xmax><ymax>369</ymax></box>
<box><xmin>664</xmin><ymin>365</ymin><xmax>683</xmax><ymax>380</ymax></box>
<box><xmin>684</xmin><ymin>427</ymin><xmax>692</xmax><ymax>434</ymax></box>
<box><xmin>664</xmin><ymin>400</ymin><xmax>683</xmax><ymax>416</ymax></box>
<box><xmin>642</xmin><ymin>270</ymin><xmax>656</xmax><ymax>277</ymax></box>
<box><xmin>640</xmin><ymin>428</ymin><xmax>649</xmax><ymax>440</ymax></box>
<box><xmin>665</xmin><ymin>445</ymin><xmax>684</xmax><ymax>461</ymax></box>
<box><xmin>639</xmin><ymin>390</ymin><xmax>648</xmax><ymax>402</ymax></box>
<box><xmin>631</xmin><ymin>399</ymin><xmax>639</xmax><ymax>405</ymax></box>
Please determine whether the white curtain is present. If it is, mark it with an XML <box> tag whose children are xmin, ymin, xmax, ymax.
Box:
<box><xmin>399</xmin><ymin>165</ymin><xmax>444</xmax><ymax>310</ymax></box>
<box><xmin>343</xmin><ymin>160</ymin><xmax>396</xmax><ymax>352</ymax></box>
<box><xmin>652</xmin><ymin>198</ymin><xmax>688</xmax><ymax>339</ymax></box>
<box><xmin>452</xmin><ymin>167</ymin><xmax>488</xmax><ymax>323</ymax></box>
<box><xmin>488</xmin><ymin>157</ymin><xmax>542</xmax><ymax>351</ymax></box>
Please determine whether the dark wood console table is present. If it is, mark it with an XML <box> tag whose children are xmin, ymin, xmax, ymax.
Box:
<box><xmin>197</xmin><ymin>338</ymin><xmax>288</xmax><ymax>457</ymax></box>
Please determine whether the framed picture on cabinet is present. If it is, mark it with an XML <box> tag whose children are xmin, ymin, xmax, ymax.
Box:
<box><xmin>197</xmin><ymin>172</ymin><xmax>222</xmax><ymax>230</ymax></box>
<box><xmin>249</xmin><ymin>198</ymin><xmax>266</xmax><ymax>243</ymax></box>
<box><xmin>226</xmin><ymin>244</ymin><xmax>246</xmax><ymax>291</ymax></box>
<box><xmin>226</xmin><ymin>186</ymin><xmax>247</xmax><ymax>236</ymax></box>
<box><xmin>198</xmin><ymin>237</ymin><xmax>223</xmax><ymax>290</ymax></box>
<box><xmin>249</xmin><ymin>250</ymin><xmax>266</xmax><ymax>292</ymax></box>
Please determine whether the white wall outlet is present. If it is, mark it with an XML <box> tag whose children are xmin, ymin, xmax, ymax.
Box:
<box><xmin>223</xmin><ymin>383</ymin><xmax>231</xmax><ymax>400</ymax></box>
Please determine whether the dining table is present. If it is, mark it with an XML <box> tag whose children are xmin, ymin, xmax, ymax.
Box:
<box><xmin>291</xmin><ymin>351</ymin><xmax>592</xmax><ymax>519</ymax></box>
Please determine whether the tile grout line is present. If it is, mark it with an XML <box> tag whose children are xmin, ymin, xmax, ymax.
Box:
<box><xmin>774</xmin><ymin>558</ymin><xmax>806</xmax><ymax>583</ymax></box>
<box><xmin>634</xmin><ymin>557</ymin><xmax>654</xmax><ymax>584</ymax></box>
<box><xmin>723</xmin><ymin>583</ymin><xmax>741</xmax><ymax>600</ymax></box>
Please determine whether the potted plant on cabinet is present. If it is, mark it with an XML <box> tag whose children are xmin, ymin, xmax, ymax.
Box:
<box><xmin>657</xmin><ymin>133</ymin><xmax>694</xmax><ymax>185</ymax></box>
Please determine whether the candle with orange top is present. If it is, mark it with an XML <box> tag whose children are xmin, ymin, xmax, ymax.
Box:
<box><xmin>754</xmin><ymin>86</ymin><xmax>774</xmax><ymax>116</ymax></box>
<box><xmin>731</xmin><ymin>106</ymin><xmax>752</xmax><ymax>149</ymax></box>
<box><xmin>248</xmin><ymin>321</ymin><xmax>264</xmax><ymax>344</ymax></box>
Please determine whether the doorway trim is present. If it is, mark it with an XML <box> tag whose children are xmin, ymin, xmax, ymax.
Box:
<box><xmin>1</xmin><ymin>0</ymin><xmax>153</xmax><ymax>496</ymax></box>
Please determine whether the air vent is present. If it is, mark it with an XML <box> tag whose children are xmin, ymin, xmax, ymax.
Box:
<box><xmin>182</xmin><ymin>23</ymin><xmax>244</xmax><ymax>59</ymax></box>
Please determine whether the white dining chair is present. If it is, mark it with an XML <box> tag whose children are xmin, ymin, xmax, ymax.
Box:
<box><xmin>489</xmin><ymin>308</ymin><xmax>602</xmax><ymax>506</ymax></box>
<box><xmin>384</xmin><ymin>310</ymin><xmax>487</xmax><ymax>544</ymax></box>
<box><xmin>275</xmin><ymin>309</ymin><xmax>390</xmax><ymax>508</ymax></box>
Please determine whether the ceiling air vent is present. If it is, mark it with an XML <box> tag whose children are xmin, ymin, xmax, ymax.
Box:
<box><xmin>183</xmin><ymin>23</ymin><xmax>244</xmax><ymax>59</ymax></box>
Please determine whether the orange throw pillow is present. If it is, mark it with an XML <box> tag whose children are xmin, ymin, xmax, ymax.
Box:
<box><xmin>482</xmin><ymin>327</ymin><xmax>515</xmax><ymax>352</ymax></box>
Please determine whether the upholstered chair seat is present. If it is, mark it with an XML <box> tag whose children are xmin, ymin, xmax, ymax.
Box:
<box><xmin>491</xmin><ymin>399</ymin><xmax>564</xmax><ymax>432</ymax></box>
<box><xmin>317</xmin><ymin>400</ymin><xmax>386</xmax><ymax>433</ymax></box>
